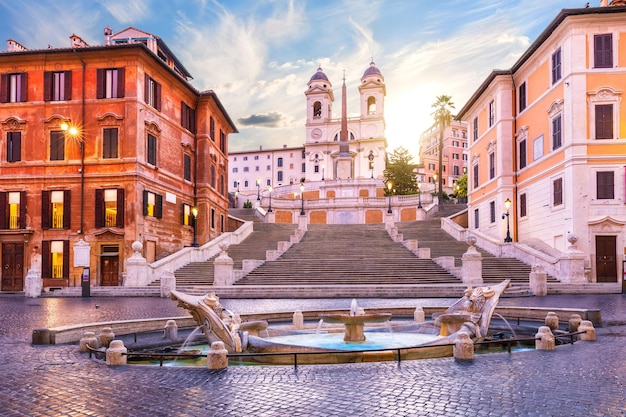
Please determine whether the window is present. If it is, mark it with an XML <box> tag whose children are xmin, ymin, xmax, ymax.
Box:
<box><xmin>595</xmin><ymin>104</ymin><xmax>613</xmax><ymax>139</ymax></box>
<box><xmin>243</xmin><ymin>167</ymin><xmax>249</xmax><ymax>172</ymax></box>
<box><xmin>254</xmin><ymin>155</ymin><xmax>259</xmax><ymax>160</ymax></box>
<box><xmin>551</xmin><ymin>48</ymin><xmax>562</xmax><ymax>84</ymax></box>
<box><xmin>0</xmin><ymin>73</ymin><xmax>27</xmax><ymax>103</ymax></box>
<box><xmin>95</xmin><ymin>188</ymin><xmax>124</xmax><ymax>228</ymax></box>
<box><xmin>597</xmin><ymin>171</ymin><xmax>614</xmax><ymax>200</ymax></box>
<box><xmin>266</xmin><ymin>179</ymin><xmax>271</xmax><ymax>186</ymax></box>
<box><xmin>520</xmin><ymin>193</ymin><xmax>527</xmax><ymax>217</ymax></box>
<box><xmin>147</xmin><ymin>134</ymin><xmax>157</xmax><ymax>166</ymax></box>
<box><xmin>211</xmin><ymin>208</ymin><xmax>216</xmax><ymax>229</ymax></box>
<box><xmin>210</xmin><ymin>165</ymin><xmax>216</xmax><ymax>188</ymax></box>
<box><xmin>489</xmin><ymin>201</ymin><xmax>496</xmax><ymax>223</ymax></box>
<box><xmin>551</xmin><ymin>115</ymin><xmax>562</xmax><ymax>150</ymax></box>
<box><xmin>314</xmin><ymin>165</ymin><xmax>319</xmax><ymax>173</ymax></box>
<box><xmin>103</xmin><ymin>128</ymin><xmax>118</xmax><ymax>159</ymax></box>
<box><xmin>243</xmin><ymin>156</ymin><xmax>248</xmax><ymax>161</ymax></box>
<box><xmin>553</xmin><ymin>178</ymin><xmax>563</xmax><ymax>207</ymax></box>
<box><xmin>472</xmin><ymin>117</ymin><xmax>478</xmax><ymax>142</ymax></box>
<box><xmin>220</xmin><ymin>174</ymin><xmax>225</xmax><ymax>195</ymax></box>
<box><xmin>473</xmin><ymin>164</ymin><xmax>479</xmax><ymax>189</ymax></box>
<box><xmin>519</xmin><ymin>139</ymin><xmax>527</xmax><ymax>170</ymax></box>
<box><xmin>533</xmin><ymin>135</ymin><xmax>544</xmax><ymax>161</ymax></box>
<box><xmin>302</xmin><ymin>163</ymin><xmax>306</xmax><ymax>173</ymax></box>
<box><xmin>244</xmin><ymin>180</ymin><xmax>249</xmax><ymax>188</ymax></box>
<box><xmin>50</xmin><ymin>130</ymin><xmax>65</xmax><ymax>161</ymax></box>
<box><xmin>182</xmin><ymin>203</ymin><xmax>192</xmax><ymax>226</ymax></box>
<box><xmin>181</xmin><ymin>102</ymin><xmax>196</xmax><ymax>133</ymax></box>
<box><xmin>453</xmin><ymin>165</ymin><xmax>460</xmax><ymax>176</ymax></box>
<box><xmin>143</xmin><ymin>190</ymin><xmax>163</xmax><ymax>218</ymax></box>
<box><xmin>255</xmin><ymin>166</ymin><xmax>259</xmax><ymax>172</ymax></box>
<box><xmin>489</xmin><ymin>153</ymin><xmax>495</xmax><ymax>180</ymax></box>
<box><xmin>210</xmin><ymin>117</ymin><xmax>215</xmax><ymax>141</ymax></box>
<box><xmin>232</xmin><ymin>168</ymin><xmax>238</xmax><ymax>173</ymax></box>
<box><xmin>97</xmin><ymin>68</ymin><xmax>125</xmax><ymax>98</ymax></box>
<box><xmin>313</xmin><ymin>101</ymin><xmax>322</xmax><ymax>117</ymax></box>
<box><xmin>488</xmin><ymin>100</ymin><xmax>495</xmax><ymax>127</ymax></box>
<box><xmin>277</xmin><ymin>157</ymin><xmax>283</xmax><ymax>167</ymax></box>
<box><xmin>289</xmin><ymin>164</ymin><xmax>294</xmax><ymax>169</ymax></box>
<box><xmin>266</xmin><ymin>165</ymin><xmax>271</xmax><ymax>171</ymax></box>
<box><xmin>0</xmin><ymin>191</ymin><xmax>26</xmax><ymax>229</ymax></box>
<box><xmin>302</xmin><ymin>150</ymin><xmax>306</xmax><ymax>159</ymax></box>
<box><xmin>474</xmin><ymin>209</ymin><xmax>479</xmax><ymax>228</ymax></box>
<box><xmin>44</xmin><ymin>71</ymin><xmax>71</xmax><ymax>101</ymax></box>
<box><xmin>144</xmin><ymin>74</ymin><xmax>161</xmax><ymax>110</ymax></box>
<box><xmin>428</xmin><ymin>163</ymin><xmax>435</xmax><ymax>170</ymax></box>
<box><xmin>519</xmin><ymin>82</ymin><xmax>527</xmax><ymax>112</ymax></box>
<box><xmin>42</xmin><ymin>240</ymin><xmax>69</xmax><ymax>279</ymax></box>
<box><xmin>594</xmin><ymin>34</ymin><xmax>613</xmax><ymax>68</ymax></box>
<box><xmin>6</xmin><ymin>132</ymin><xmax>21</xmax><ymax>162</ymax></box>
<box><xmin>277</xmin><ymin>171</ymin><xmax>283</xmax><ymax>182</ymax></box>
<box><xmin>220</xmin><ymin>130</ymin><xmax>226</xmax><ymax>153</ymax></box>
<box><xmin>42</xmin><ymin>190</ymin><xmax>70</xmax><ymax>229</ymax></box>
<box><xmin>452</xmin><ymin>153</ymin><xmax>459</xmax><ymax>160</ymax></box>
<box><xmin>183</xmin><ymin>154</ymin><xmax>192</xmax><ymax>181</ymax></box>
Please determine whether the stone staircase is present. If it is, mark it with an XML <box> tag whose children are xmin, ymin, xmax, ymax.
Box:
<box><xmin>234</xmin><ymin>224</ymin><xmax>461</xmax><ymax>286</ymax></box>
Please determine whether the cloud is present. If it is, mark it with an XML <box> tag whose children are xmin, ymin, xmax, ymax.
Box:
<box><xmin>237</xmin><ymin>111</ymin><xmax>290</xmax><ymax>128</ymax></box>
<box><xmin>97</xmin><ymin>0</ymin><xmax>151</xmax><ymax>25</ymax></box>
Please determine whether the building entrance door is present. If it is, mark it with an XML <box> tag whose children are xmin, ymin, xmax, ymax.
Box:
<box><xmin>2</xmin><ymin>242</ymin><xmax>24</xmax><ymax>291</ymax></box>
<box><xmin>595</xmin><ymin>235</ymin><xmax>617</xmax><ymax>282</ymax></box>
<box><xmin>100</xmin><ymin>245</ymin><xmax>120</xmax><ymax>286</ymax></box>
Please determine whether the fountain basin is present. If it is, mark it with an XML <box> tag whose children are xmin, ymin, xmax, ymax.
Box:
<box><xmin>319</xmin><ymin>312</ymin><xmax>392</xmax><ymax>341</ymax></box>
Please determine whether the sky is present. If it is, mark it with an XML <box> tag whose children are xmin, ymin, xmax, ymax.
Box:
<box><xmin>0</xmin><ymin>0</ymin><xmax>589</xmax><ymax>161</ymax></box>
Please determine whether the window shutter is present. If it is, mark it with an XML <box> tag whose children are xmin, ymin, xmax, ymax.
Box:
<box><xmin>63</xmin><ymin>240</ymin><xmax>70</xmax><ymax>278</ymax></box>
<box><xmin>181</xmin><ymin>204</ymin><xmax>185</xmax><ymax>225</ymax></box>
<box><xmin>144</xmin><ymin>73</ymin><xmax>149</xmax><ymax>103</ymax></box>
<box><xmin>41</xmin><ymin>190</ymin><xmax>50</xmax><ymax>229</ymax></box>
<box><xmin>19</xmin><ymin>73</ymin><xmax>27</xmax><ymax>102</ymax></box>
<box><xmin>43</xmin><ymin>71</ymin><xmax>52</xmax><ymax>101</ymax></box>
<box><xmin>117</xmin><ymin>68</ymin><xmax>125</xmax><ymax>98</ymax></box>
<box><xmin>64</xmin><ymin>70</ymin><xmax>72</xmax><ymax>100</ymax></box>
<box><xmin>41</xmin><ymin>240</ymin><xmax>51</xmax><ymax>279</ymax></box>
<box><xmin>155</xmin><ymin>194</ymin><xmax>163</xmax><ymax>219</ymax></box>
<box><xmin>63</xmin><ymin>190</ymin><xmax>71</xmax><ymax>229</ymax></box>
<box><xmin>595</xmin><ymin>104</ymin><xmax>613</xmax><ymax>139</ymax></box>
<box><xmin>155</xmin><ymin>82</ymin><xmax>162</xmax><ymax>111</ymax></box>
<box><xmin>116</xmin><ymin>188</ymin><xmax>125</xmax><ymax>227</ymax></box>
<box><xmin>597</xmin><ymin>172</ymin><xmax>614</xmax><ymax>199</ymax></box>
<box><xmin>96</xmin><ymin>69</ymin><xmax>104</xmax><ymax>99</ymax></box>
<box><xmin>0</xmin><ymin>192</ymin><xmax>6</xmax><ymax>229</ymax></box>
<box><xmin>0</xmin><ymin>74</ymin><xmax>8</xmax><ymax>103</ymax></box>
<box><xmin>19</xmin><ymin>191</ymin><xmax>26</xmax><ymax>229</ymax></box>
<box><xmin>95</xmin><ymin>188</ymin><xmax>104</xmax><ymax>228</ymax></box>
<box><xmin>8</xmin><ymin>131</ymin><xmax>22</xmax><ymax>162</ymax></box>
<box><xmin>181</xmin><ymin>101</ymin><xmax>187</xmax><ymax>129</ymax></box>
<box><xmin>143</xmin><ymin>190</ymin><xmax>149</xmax><ymax>216</ymax></box>
<box><xmin>190</xmin><ymin>107</ymin><xmax>196</xmax><ymax>133</ymax></box>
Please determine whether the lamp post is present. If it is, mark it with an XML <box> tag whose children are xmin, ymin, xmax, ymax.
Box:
<box><xmin>191</xmin><ymin>207</ymin><xmax>199</xmax><ymax>247</ymax></box>
<box><xmin>256</xmin><ymin>178</ymin><xmax>261</xmax><ymax>200</ymax></box>
<box><xmin>417</xmin><ymin>181</ymin><xmax>423</xmax><ymax>209</ymax></box>
<box><xmin>322</xmin><ymin>167</ymin><xmax>325</xmax><ymax>181</ymax></box>
<box><xmin>502</xmin><ymin>198</ymin><xmax>512</xmax><ymax>243</ymax></box>
<box><xmin>235</xmin><ymin>180</ymin><xmax>240</xmax><ymax>208</ymax></box>
<box><xmin>433</xmin><ymin>173</ymin><xmax>438</xmax><ymax>195</ymax></box>
<box><xmin>300</xmin><ymin>183</ymin><xmax>305</xmax><ymax>215</ymax></box>
<box><xmin>268</xmin><ymin>186</ymin><xmax>273</xmax><ymax>212</ymax></box>
<box><xmin>60</xmin><ymin>122</ymin><xmax>84</xmax><ymax>234</ymax></box>
<box><xmin>368</xmin><ymin>151</ymin><xmax>374</xmax><ymax>179</ymax></box>
<box><xmin>387</xmin><ymin>181</ymin><xmax>393</xmax><ymax>213</ymax></box>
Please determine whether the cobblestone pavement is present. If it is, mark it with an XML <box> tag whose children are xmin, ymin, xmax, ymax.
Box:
<box><xmin>0</xmin><ymin>294</ymin><xmax>624</xmax><ymax>416</ymax></box>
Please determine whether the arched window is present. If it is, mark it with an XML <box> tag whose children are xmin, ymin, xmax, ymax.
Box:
<box><xmin>367</xmin><ymin>96</ymin><xmax>376</xmax><ymax>114</ymax></box>
<box><xmin>313</xmin><ymin>101</ymin><xmax>322</xmax><ymax>117</ymax></box>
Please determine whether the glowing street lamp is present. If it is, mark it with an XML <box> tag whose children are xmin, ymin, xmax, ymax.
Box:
<box><xmin>268</xmin><ymin>186</ymin><xmax>273</xmax><ymax>212</ymax></box>
<box><xmin>256</xmin><ymin>178</ymin><xmax>261</xmax><ymax>200</ymax></box>
<box><xmin>191</xmin><ymin>207</ymin><xmax>199</xmax><ymax>247</ymax></box>
<box><xmin>502</xmin><ymin>198</ymin><xmax>512</xmax><ymax>243</ymax></box>
<box><xmin>417</xmin><ymin>181</ymin><xmax>423</xmax><ymax>209</ymax></box>
<box><xmin>387</xmin><ymin>181</ymin><xmax>393</xmax><ymax>214</ymax></box>
<box><xmin>300</xmin><ymin>183</ymin><xmax>305</xmax><ymax>215</ymax></box>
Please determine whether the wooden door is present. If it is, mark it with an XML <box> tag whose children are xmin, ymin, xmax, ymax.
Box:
<box><xmin>596</xmin><ymin>235</ymin><xmax>617</xmax><ymax>282</ymax></box>
<box><xmin>100</xmin><ymin>246</ymin><xmax>119</xmax><ymax>286</ymax></box>
<box><xmin>2</xmin><ymin>243</ymin><xmax>24</xmax><ymax>291</ymax></box>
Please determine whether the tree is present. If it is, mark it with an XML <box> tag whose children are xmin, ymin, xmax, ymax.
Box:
<box><xmin>454</xmin><ymin>174</ymin><xmax>468</xmax><ymax>203</ymax></box>
<box><xmin>431</xmin><ymin>95</ymin><xmax>455</xmax><ymax>202</ymax></box>
<box><xmin>384</xmin><ymin>146</ymin><xmax>417</xmax><ymax>195</ymax></box>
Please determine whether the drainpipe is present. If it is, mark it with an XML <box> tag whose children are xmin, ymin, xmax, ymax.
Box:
<box><xmin>72</xmin><ymin>48</ymin><xmax>86</xmax><ymax>235</ymax></box>
<box><xmin>510</xmin><ymin>72</ymin><xmax>518</xmax><ymax>242</ymax></box>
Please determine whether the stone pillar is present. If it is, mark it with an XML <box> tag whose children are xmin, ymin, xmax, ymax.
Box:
<box><xmin>106</xmin><ymin>340</ymin><xmax>128</xmax><ymax>366</ymax></box>
<box><xmin>461</xmin><ymin>235</ymin><xmax>483</xmax><ymax>284</ymax></box>
<box><xmin>164</xmin><ymin>320</ymin><xmax>178</xmax><ymax>341</ymax></box>
<box><xmin>529</xmin><ymin>265</ymin><xmax>547</xmax><ymax>296</ymax></box>
<box><xmin>98</xmin><ymin>327</ymin><xmax>115</xmax><ymax>348</ymax></box>
<box><xmin>535</xmin><ymin>326</ymin><xmax>555</xmax><ymax>350</ymax></box>
<box><xmin>293</xmin><ymin>310</ymin><xmax>304</xmax><ymax>330</ymax></box>
<box><xmin>544</xmin><ymin>312</ymin><xmax>559</xmax><ymax>330</ymax></box>
<box><xmin>79</xmin><ymin>331</ymin><xmax>99</xmax><ymax>352</ymax></box>
<box><xmin>384</xmin><ymin>212</ymin><xmax>394</xmax><ymax>230</ymax></box>
<box><xmin>207</xmin><ymin>341</ymin><xmax>229</xmax><ymax>370</ymax></box>
<box><xmin>160</xmin><ymin>269</ymin><xmax>176</xmax><ymax>298</ymax></box>
<box><xmin>578</xmin><ymin>320</ymin><xmax>596</xmax><ymax>341</ymax></box>
<box><xmin>297</xmin><ymin>213</ymin><xmax>308</xmax><ymax>231</ymax></box>
<box><xmin>24</xmin><ymin>268</ymin><xmax>43</xmax><ymax>298</ymax></box>
<box><xmin>558</xmin><ymin>234</ymin><xmax>587</xmax><ymax>283</ymax></box>
<box><xmin>453</xmin><ymin>332</ymin><xmax>474</xmax><ymax>361</ymax></box>
<box><xmin>568</xmin><ymin>314</ymin><xmax>582</xmax><ymax>332</ymax></box>
<box><xmin>213</xmin><ymin>243</ymin><xmax>234</xmax><ymax>286</ymax></box>
<box><xmin>124</xmin><ymin>241</ymin><xmax>150</xmax><ymax>286</ymax></box>
<box><xmin>265</xmin><ymin>210</ymin><xmax>275</xmax><ymax>224</ymax></box>
<box><xmin>414</xmin><ymin>307</ymin><xmax>425</xmax><ymax>323</ymax></box>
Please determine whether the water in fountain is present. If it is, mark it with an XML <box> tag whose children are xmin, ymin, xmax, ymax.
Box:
<box><xmin>176</xmin><ymin>326</ymin><xmax>204</xmax><ymax>355</ymax></box>
<box><xmin>316</xmin><ymin>319</ymin><xmax>325</xmax><ymax>334</ymax></box>
<box><xmin>350</xmin><ymin>299</ymin><xmax>358</xmax><ymax>316</ymax></box>
<box><xmin>492</xmin><ymin>312</ymin><xmax>521</xmax><ymax>347</ymax></box>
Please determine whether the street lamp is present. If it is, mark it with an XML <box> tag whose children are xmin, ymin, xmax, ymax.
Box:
<box><xmin>502</xmin><ymin>198</ymin><xmax>512</xmax><ymax>243</ymax></box>
<box><xmin>417</xmin><ymin>181</ymin><xmax>423</xmax><ymax>209</ymax></box>
<box><xmin>268</xmin><ymin>186</ymin><xmax>273</xmax><ymax>212</ymax></box>
<box><xmin>256</xmin><ymin>178</ymin><xmax>261</xmax><ymax>200</ymax></box>
<box><xmin>300</xmin><ymin>183</ymin><xmax>305</xmax><ymax>215</ymax></box>
<box><xmin>60</xmin><ymin>121</ymin><xmax>84</xmax><ymax>234</ymax></box>
<box><xmin>387</xmin><ymin>181</ymin><xmax>393</xmax><ymax>213</ymax></box>
<box><xmin>433</xmin><ymin>173</ymin><xmax>438</xmax><ymax>195</ymax></box>
<box><xmin>368</xmin><ymin>151</ymin><xmax>374</xmax><ymax>179</ymax></box>
<box><xmin>191</xmin><ymin>207</ymin><xmax>199</xmax><ymax>247</ymax></box>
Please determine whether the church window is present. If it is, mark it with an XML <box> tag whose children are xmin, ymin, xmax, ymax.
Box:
<box><xmin>313</xmin><ymin>101</ymin><xmax>322</xmax><ymax>117</ymax></box>
<box><xmin>367</xmin><ymin>96</ymin><xmax>376</xmax><ymax>114</ymax></box>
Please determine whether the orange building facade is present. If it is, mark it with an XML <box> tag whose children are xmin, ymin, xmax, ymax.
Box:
<box><xmin>419</xmin><ymin>120</ymin><xmax>468</xmax><ymax>193</ymax></box>
<box><xmin>457</xmin><ymin>3</ymin><xmax>626</xmax><ymax>285</ymax></box>
<box><xmin>0</xmin><ymin>28</ymin><xmax>236</xmax><ymax>291</ymax></box>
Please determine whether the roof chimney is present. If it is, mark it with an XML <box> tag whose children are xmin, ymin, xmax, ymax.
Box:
<box><xmin>104</xmin><ymin>26</ymin><xmax>113</xmax><ymax>45</ymax></box>
<box><xmin>69</xmin><ymin>34</ymin><xmax>89</xmax><ymax>48</ymax></box>
<box><xmin>6</xmin><ymin>39</ymin><xmax>27</xmax><ymax>52</ymax></box>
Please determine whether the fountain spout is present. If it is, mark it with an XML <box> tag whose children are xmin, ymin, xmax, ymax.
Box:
<box><xmin>350</xmin><ymin>299</ymin><xmax>359</xmax><ymax>316</ymax></box>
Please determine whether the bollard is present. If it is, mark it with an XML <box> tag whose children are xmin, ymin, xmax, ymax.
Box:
<box><xmin>164</xmin><ymin>320</ymin><xmax>178</xmax><ymax>341</ymax></box>
<box><xmin>453</xmin><ymin>332</ymin><xmax>474</xmax><ymax>361</ymax></box>
<box><xmin>544</xmin><ymin>312</ymin><xmax>559</xmax><ymax>330</ymax></box>
<box><xmin>293</xmin><ymin>310</ymin><xmax>304</xmax><ymax>330</ymax></box>
<box><xmin>578</xmin><ymin>320</ymin><xmax>596</xmax><ymax>341</ymax></box>
<box><xmin>535</xmin><ymin>326</ymin><xmax>555</xmax><ymax>350</ymax></box>
<box><xmin>568</xmin><ymin>314</ymin><xmax>582</xmax><ymax>333</ymax></box>
<box><xmin>79</xmin><ymin>331</ymin><xmax>99</xmax><ymax>352</ymax></box>
<box><xmin>414</xmin><ymin>307</ymin><xmax>425</xmax><ymax>323</ymax></box>
<box><xmin>207</xmin><ymin>341</ymin><xmax>228</xmax><ymax>370</ymax></box>
<box><xmin>98</xmin><ymin>327</ymin><xmax>115</xmax><ymax>348</ymax></box>
<box><xmin>106</xmin><ymin>340</ymin><xmax>128</xmax><ymax>365</ymax></box>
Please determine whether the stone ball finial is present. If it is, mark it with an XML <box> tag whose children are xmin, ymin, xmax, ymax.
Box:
<box><xmin>466</xmin><ymin>235</ymin><xmax>477</xmax><ymax>247</ymax></box>
<box><xmin>567</xmin><ymin>233</ymin><xmax>578</xmax><ymax>245</ymax></box>
<box><xmin>131</xmin><ymin>241</ymin><xmax>143</xmax><ymax>253</ymax></box>
<box><xmin>219</xmin><ymin>243</ymin><xmax>230</xmax><ymax>252</ymax></box>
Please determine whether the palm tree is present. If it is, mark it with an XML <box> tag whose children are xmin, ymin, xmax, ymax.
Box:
<box><xmin>431</xmin><ymin>95</ymin><xmax>455</xmax><ymax>202</ymax></box>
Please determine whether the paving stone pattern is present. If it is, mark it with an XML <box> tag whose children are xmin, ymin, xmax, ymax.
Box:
<box><xmin>0</xmin><ymin>294</ymin><xmax>624</xmax><ymax>416</ymax></box>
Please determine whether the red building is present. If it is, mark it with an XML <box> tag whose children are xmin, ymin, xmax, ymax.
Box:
<box><xmin>0</xmin><ymin>27</ymin><xmax>236</xmax><ymax>291</ymax></box>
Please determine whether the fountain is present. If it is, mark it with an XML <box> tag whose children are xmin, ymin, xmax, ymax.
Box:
<box><xmin>168</xmin><ymin>280</ymin><xmax>512</xmax><ymax>364</ymax></box>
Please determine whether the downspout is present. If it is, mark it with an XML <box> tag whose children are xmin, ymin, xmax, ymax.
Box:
<box><xmin>193</xmin><ymin>95</ymin><xmax>199</xmax><ymax>242</ymax></box>
<box><xmin>72</xmin><ymin>48</ymin><xmax>86</xmax><ymax>235</ymax></box>
<box><xmin>510</xmin><ymin>72</ymin><xmax>518</xmax><ymax>242</ymax></box>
